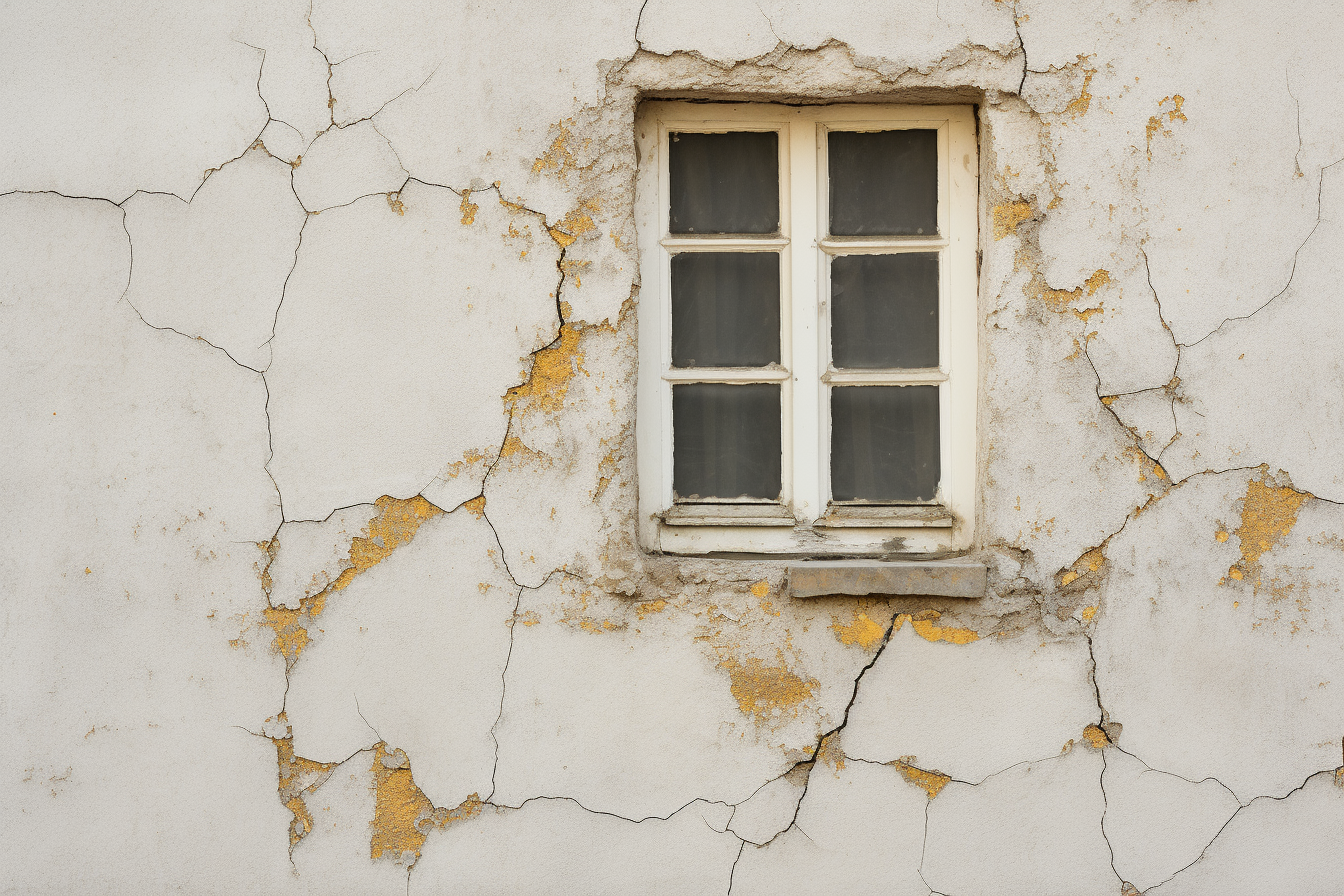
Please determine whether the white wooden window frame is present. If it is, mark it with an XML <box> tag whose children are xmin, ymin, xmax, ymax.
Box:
<box><xmin>635</xmin><ymin>101</ymin><xmax>978</xmax><ymax>556</ymax></box>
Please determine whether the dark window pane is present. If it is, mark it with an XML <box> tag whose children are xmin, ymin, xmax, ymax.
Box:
<box><xmin>674</xmin><ymin>383</ymin><xmax>781</xmax><ymax>500</ymax></box>
<box><xmin>831</xmin><ymin>253</ymin><xmax>938</xmax><ymax>369</ymax></box>
<box><xmin>670</xmin><ymin>131</ymin><xmax>779</xmax><ymax>234</ymax></box>
<box><xmin>672</xmin><ymin>253</ymin><xmax>781</xmax><ymax>367</ymax></box>
<box><xmin>831</xmin><ymin>386</ymin><xmax>939</xmax><ymax>502</ymax></box>
<box><xmin>829</xmin><ymin>130</ymin><xmax>937</xmax><ymax>236</ymax></box>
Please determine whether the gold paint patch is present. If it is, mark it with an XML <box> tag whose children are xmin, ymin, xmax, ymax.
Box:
<box><xmin>548</xmin><ymin>202</ymin><xmax>600</xmax><ymax>248</ymax></box>
<box><xmin>1059</xmin><ymin>546</ymin><xmax>1107</xmax><ymax>589</ymax></box>
<box><xmin>1146</xmin><ymin>94</ymin><xmax>1187</xmax><ymax>159</ymax></box>
<box><xmin>1024</xmin><ymin>260</ymin><xmax>1111</xmax><ymax>313</ymax></box>
<box><xmin>1064</xmin><ymin>67</ymin><xmax>1096</xmax><ymax>119</ymax></box>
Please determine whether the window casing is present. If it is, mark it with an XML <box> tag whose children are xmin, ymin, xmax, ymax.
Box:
<box><xmin>635</xmin><ymin>102</ymin><xmax>978</xmax><ymax>556</ymax></box>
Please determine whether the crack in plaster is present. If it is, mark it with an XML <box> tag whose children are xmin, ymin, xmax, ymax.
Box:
<box><xmin>19</xmin><ymin>14</ymin><xmax>1333</xmax><ymax>886</ymax></box>
<box><xmin>1179</xmin><ymin>155</ymin><xmax>1344</xmax><ymax>350</ymax></box>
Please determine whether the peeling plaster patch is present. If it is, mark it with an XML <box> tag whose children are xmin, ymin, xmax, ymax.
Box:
<box><xmin>1028</xmin><ymin>264</ymin><xmax>1111</xmax><ymax>314</ymax></box>
<box><xmin>1145</xmin><ymin>94</ymin><xmax>1187</xmax><ymax>159</ymax></box>
<box><xmin>269</xmin><ymin>712</ymin><xmax>337</xmax><ymax>849</ymax></box>
<box><xmin>718</xmin><ymin>654</ymin><xmax>820</xmax><ymax>723</ymax></box>
<box><xmin>1224</xmin><ymin>471</ymin><xmax>1310</xmax><ymax>591</ymax></box>
<box><xmin>732</xmin><ymin>759</ymin><xmax>930</xmax><ymax>896</ymax></box>
<box><xmin>259</xmin><ymin>495</ymin><xmax>442</xmax><ymax>661</ymax></box>
<box><xmin>992</xmin><ymin>200</ymin><xmax>1035</xmax><ymax>239</ymax></box>
<box><xmin>288</xmin><ymin>753</ymin><xmax>408</xmax><ymax>896</ymax></box>
<box><xmin>268</xmin><ymin>180</ymin><xmax>560</xmax><ymax>519</ymax></box>
<box><xmin>1058</xmin><ymin>545</ymin><xmax>1108</xmax><ymax>591</ymax></box>
<box><xmin>505</xmin><ymin>322</ymin><xmax>588</xmax><ymax>417</ymax></box>
<box><xmin>982</xmin><ymin>241</ymin><xmax>1167</xmax><ymax>576</ymax></box>
<box><xmin>898</xmin><ymin>610</ymin><xmax>980</xmax><ymax>645</ymax></box>
<box><xmin>888</xmin><ymin>759</ymin><xmax>951</xmax><ymax>799</ymax></box>
<box><xmin>924</xmin><ymin>747</ymin><xmax>1116</xmax><ymax>895</ymax></box>
<box><xmin>283</xmin><ymin>510</ymin><xmax>516</xmax><ymax>811</ymax></box>
<box><xmin>486</xmin><ymin>302</ymin><xmax>633</xmax><ymax>588</ymax></box>
<box><xmin>370</xmin><ymin>742</ymin><xmax>435</xmax><ymax>863</ymax></box>
<box><xmin>845</xmin><ymin>625</ymin><xmax>1097</xmax><ymax>781</ymax></box>
<box><xmin>830</xmin><ymin>608</ymin><xmax>886</xmax><ymax>649</ymax></box>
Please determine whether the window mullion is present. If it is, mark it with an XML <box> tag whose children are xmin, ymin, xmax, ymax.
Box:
<box><xmin>788</xmin><ymin>116</ymin><xmax>821</xmax><ymax>524</ymax></box>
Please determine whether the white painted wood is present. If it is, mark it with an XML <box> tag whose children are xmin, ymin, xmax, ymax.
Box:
<box><xmin>635</xmin><ymin>102</ymin><xmax>978</xmax><ymax>555</ymax></box>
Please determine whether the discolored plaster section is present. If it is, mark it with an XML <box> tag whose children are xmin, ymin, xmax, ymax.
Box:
<box><xmin>7</xmin><ymin>0</ymin><xmax>1344</xmax><ymax>891</ymax></box>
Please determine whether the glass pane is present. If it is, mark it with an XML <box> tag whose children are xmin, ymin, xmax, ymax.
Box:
<box><xmin>829</xmin><ymin>130</ymin><xmax>937</xmax><ymax>236</ymax></box>
<box><xmin>669</xmin><ymin>131</ymin><xmax>779</xmax><ymax>234</ymax></box>
<box><xmin>831</xmin><ymin>386</ymin><xmax>939</xmax><ymax>502</ymax></box>
<box><xmin>831</xmin><ymin>253</ymin><xmax>938</xmax><ymax>369</ymax></box>
<box><xmin>674</xmin><ymin>383</ymin><xmax>782</xmax><ymax>500</ymax></box>
<box><xmin>672</xmin><ymin>252</ymin><xmax>781</xmax><ymax>367</ymax></box>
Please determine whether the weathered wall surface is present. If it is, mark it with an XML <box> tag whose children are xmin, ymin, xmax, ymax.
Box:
<box><xmin>4</xmin><ymin>1</ymin><xmax>1343</xmax><ymax>893</ymax></box>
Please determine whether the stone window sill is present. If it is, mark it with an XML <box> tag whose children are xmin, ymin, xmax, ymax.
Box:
<box><xmin>788</xmin><ymin>559</ymin><xmax>986</xmax><ymax>599</ymax></box>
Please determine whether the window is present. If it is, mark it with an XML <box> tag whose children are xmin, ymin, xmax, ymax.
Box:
<box><xmin>635</xmin><ymin>102</ymin><xmax>978</xmax><ymax>556</ymax></box>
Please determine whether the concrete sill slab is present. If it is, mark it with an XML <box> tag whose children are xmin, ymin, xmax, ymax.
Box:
<box><xmin>788</xmin><ymin>559</ymin><xmax>986</xmax><ymax>599</ymax></box>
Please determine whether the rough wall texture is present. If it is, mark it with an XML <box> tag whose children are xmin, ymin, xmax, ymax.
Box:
<box><xmin>4</xmin><ymin>1</ymin><xmax>1344</xmax><ymax>893</ymax></box>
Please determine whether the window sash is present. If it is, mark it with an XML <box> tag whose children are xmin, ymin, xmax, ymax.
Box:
<box><xmin>635</xmin><ymin>102</ymin><xmax>978</xmax><ymax>554</ymax></box>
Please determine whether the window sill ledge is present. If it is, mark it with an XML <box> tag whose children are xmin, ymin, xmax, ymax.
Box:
<box><xmin>661</xmin><ymin>504</ymin><xmax>796</xmax><ymax>527</ymax></box>
<box><xmin>788</xmin><ymin>559</ymin><xmax>986</xmax><ymax>599</ymax></box>
<box><xmin>815</xmin><ymin>505</ymin><xmax>954</xmax><ymax>528</ymax></box>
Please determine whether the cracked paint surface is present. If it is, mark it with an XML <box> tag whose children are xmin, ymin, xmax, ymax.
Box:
<box><xmin>5</xmin><ymin>0</ymin><xmax>1344</xmax><ymax>892</ymax></box>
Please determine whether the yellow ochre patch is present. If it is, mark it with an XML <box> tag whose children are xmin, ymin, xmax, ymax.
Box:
<box><xmin>831</xmin><ymin>610</ymin><xmax>886</xmax><ymax>650</ymax></box>
<box><xmin>720</xmin><ymin>655</ymin><xmax>820</xmax><ymax>722</ymax></box>
<box><xmin>891</xmin><ymin>760</ymin><xmax>952</xmax><ymax>799</ymax></box>
<box><xmin>992</xmin><ymin>200</ymin><xmax>1034</xmax><ymax>240</ymax></box>
<box><xmin>1224</xmin><ymin>473</ymin><xmax>1310</xmax><ymax>592</ymax></box>
<box><xmin>370</xmin><ymin>743</ymin><xmax>485</xmax><ymax>864</ymax></box>
<box><xmin>260</xmin><ymin>496</ymin><xmax>443</xmax><ymax>663</ymax></box>
<box><xmin>896</xmin><ymin>610</ymin><xmax>979</xmax><ymax>645</ymax></box>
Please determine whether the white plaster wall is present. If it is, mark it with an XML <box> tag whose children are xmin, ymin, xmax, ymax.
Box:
<box><xmin>4</xmin><ymin>1</ymin><xmax>1344</xmax><ymax>892</ymax></box>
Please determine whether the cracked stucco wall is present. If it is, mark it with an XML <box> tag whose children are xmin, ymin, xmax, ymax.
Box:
<box><xmin>3</xmin><ymin>1</ymin><xmax>1344</xmax><ymax>893</ymax></box>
